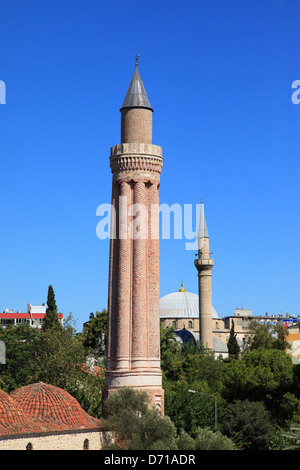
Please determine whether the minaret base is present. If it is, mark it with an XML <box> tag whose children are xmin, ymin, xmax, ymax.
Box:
<box><xmin>102</xmin><ymin>376</ymin><xmax>164</xmax><ymax>416</ymax></box>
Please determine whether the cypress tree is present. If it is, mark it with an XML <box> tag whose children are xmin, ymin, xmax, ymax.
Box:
<box><xmin>227</xmin><ymin>320</ymin><xmax>240</xmax><ymax>359</ymax></box>
<box><xmin>43</xmin><ymin>285</ymin><xmax>61</xmax><ymax>331</ymax></box>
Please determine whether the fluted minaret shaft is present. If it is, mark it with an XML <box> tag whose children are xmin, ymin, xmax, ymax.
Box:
<box><xmin>103</xmin><ymin>63</ymin><xmax>164</xmax><ymax>413</ymax></box>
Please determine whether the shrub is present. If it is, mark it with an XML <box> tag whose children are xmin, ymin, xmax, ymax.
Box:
<box><xmin>220</xmin><ymin>399</ymin><xmax>276</xmax><ymax>450</ymax></box>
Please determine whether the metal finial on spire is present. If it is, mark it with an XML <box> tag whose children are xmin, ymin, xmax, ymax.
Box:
<box><xmin>135</xmin><ymin>54</ymin><xmax>140</xmax><ymax>67</ymax></box>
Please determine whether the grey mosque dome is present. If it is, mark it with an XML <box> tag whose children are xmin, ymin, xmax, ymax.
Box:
<box><xmin>160</xmin><ymin>283</ymin><xmax>219</xmax><ymax>320</ymax></box>
<box><xmin>160</xmin><ymin>283</ymin><xmax>229</xmax><ymax>356</ymax></box>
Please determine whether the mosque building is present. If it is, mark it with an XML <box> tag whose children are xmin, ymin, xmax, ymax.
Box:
<box><xmin>160</xmin><ymin>283</ymin><xmax>300</xmax><ymax>362</ymax></box>
<box><xmin>160</xmin><ymin>282</ymin><xmax>229</xmax><ymax>357</ymax></box>
<box><xmin>159</xmin><ymin>202</ymin><xmax>300</xmax><ymax>362</ymax></box>
<box><xmin>159</xmin><ymin>201</ymin><xmax>242</xmax><ymax>358</ymax></box>
<box><xmin>159</xmin><ymin>282</ymin><xmax>249</xmax><ymax>358</ymax></box>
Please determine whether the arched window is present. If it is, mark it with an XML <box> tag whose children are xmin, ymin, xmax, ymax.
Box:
<box><xmin>172</xmin><ymin>320</ymin><xmax>177</xmax><ymax>328</ymax></box>
<box><xmin>188</xmin><ymin>321</ymin><xmax>193</xmax><ymax>329</ymax></box>
<box><xmin>26</xmin><ymin>442</ymin><xmax>33</xmax><ymax>450</ymax></box>
<box><xmin>83</xmin><ymin>438</ymin><xmax>89</xmax><ymax>450</ymax></box>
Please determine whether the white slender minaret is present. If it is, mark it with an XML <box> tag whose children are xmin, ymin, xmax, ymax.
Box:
<box><xmin>194</xmin><ymin>201</ymin><xmax>214</xmax><ymax>349</ymax></box>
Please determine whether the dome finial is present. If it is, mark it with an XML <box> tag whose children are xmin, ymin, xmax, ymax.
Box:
<box><xmin>135</xmin><ymin>54</ymin><xmax>140</xmax><ymax>67</ymax></box>
<box><xmin>179</xmin><ymin>281</ymin><xmax>186</xmax><ymax>293</ymax></box>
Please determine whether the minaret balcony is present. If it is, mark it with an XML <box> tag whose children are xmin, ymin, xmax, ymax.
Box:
<box><xmin>194</xmin><ymin>258</ymin><xmax>214</xmax><ymax>269</ymax></box>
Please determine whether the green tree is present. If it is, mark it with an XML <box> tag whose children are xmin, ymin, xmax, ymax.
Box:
<box><xmin>160</xmin><ymin>327</ymin><xmax>225</xmax><ymax>389</ymax></box>
<box><xmin>293</xmin><ymin>363</ymin><xmax>300</xmax><ymax>402</ymax></box>
<box><xmin>160</xmin><ymin>327</ymin><xmax>226</xmax><ymax>436</ymax></box>
<box><xmin>193</xmin><ymin>427</ymin><xmax>236</xmax><ymax>450</ymax></box>
<box><xmin>176</xmin><ymin>427</ymin><xmax>237</xmax><ymax>450</ymax></box>
<box><xmin>0</xmin><ymin>319</ymin><xmax>104</xmax><ymax>417</ymax></box>
<box><xmin>245</xmin><ymin>319</ymin><xmax>290</xmax><ymax>352</ymax></box>
<box><xmin>63</xmin><ymin>312</ymin><xmax>80</xmax><ymax>336</ymax></box>
<box><xmin>180</xmin><ymin>341</ymin><xmax>224</xmax><ymax>390</ymax></box>
<box><xmin>164</xmin><ymin>381</ymin><xmax>226</xmax><ymax>437</ymax></box>
<box><xmin>72</xmin><ymin>364</ymin><xmax>105</xmax><ymax>419</ymax></box>
<box><xmin>222</xmin><ymin>348</ymin><xmax>299</xmax><ymax>424</ymax></box>
<box><xmin>82</xmin><ymin>309</ymin><xmax>108</xmax><ymax>356</ymax></box>
<box><xmin>174</xmin><ymin>430</ymin><xmax>196</xmax><ymax>450</ymax></box>
<box><xmin>35</xmin><ymin>326</ymin><xmax>86</xmax><ymax>389</ymax></box>
<box><xmin>220</xmin><ymin>399</ymin><xmax>277</xmax><ymax>450</ymax></box>
<box><xmin>160</xmin><ymin>326</ymin><xmax>183</xmax><ymax>382</ymax></box>
<box><xmin>175</xmin><ymin>427</ymin><xmax>236</xmax><ymax>450</ymax></box>
<box><xmin>227</xmin><ymin>321</ymin><xmax>240</xmax><ymax>359</ymax></box>
<box><xmin>102</xmin><ymin>388</ymin><xmax>177</xmax><ymax>450</ymax></box>
<box><xmin>0</xmin><ymin>323</ymin><xmax>42</xmax><ymax>392</ymax></box>
<box><xmin>43</xmin><ymin>285</ymin><xmax>62</xmax><ymax>331</ymax></box>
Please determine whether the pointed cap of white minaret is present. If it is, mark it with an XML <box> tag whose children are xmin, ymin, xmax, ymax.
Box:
<box><xmin>121</xmin><ymin>56</ymin><xmax>153</xmax><ymax>111</ymax></box>
<box><xmin>197</xmin><ymin>200</ymin><xmax>209</xmax><ymax>242</ymax></box>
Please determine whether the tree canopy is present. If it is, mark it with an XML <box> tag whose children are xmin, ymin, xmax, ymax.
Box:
<box><xmin>102</xmin><ymin>388</ymin><xmax>177</xmax><ymax>450</ymax></box>
<box><xmin>82</xmin><ymin>309</ymin><xmax>107</xmax><ymax>356</ymax></box>
<box><xmin>245</xmin><ymin>319</ymin><xmax>290</xmax><ymax>352</ymax></box>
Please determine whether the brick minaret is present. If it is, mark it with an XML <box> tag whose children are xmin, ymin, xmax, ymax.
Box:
<box><xmin>103</xmin><ymin>61</ymin><xmax>164</xmax><ymax>412</ymax></box>
<box><xmin>194</xmin><ymin>202</ymin><xmax>214</xmax><ymax>349</ymax></box>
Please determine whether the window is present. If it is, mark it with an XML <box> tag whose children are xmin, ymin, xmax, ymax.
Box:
<box><xmin>1</xmin><ymin>319</ymin><xmax>14</xmax><ymax>325</ymax></box>
<box><xmin>83</xmin><ymin>439</ymin><xmax>89</xmax><ymax>450</ymax></box>
<box><xmin>26</xmin><ymin>442</ymin><xmax>33</xmax><ymax>450</ymax></box>
<box><xmin>188</xmin><ymin>321</ymin><xmax>193</xmax><ymax>329</ymax></box>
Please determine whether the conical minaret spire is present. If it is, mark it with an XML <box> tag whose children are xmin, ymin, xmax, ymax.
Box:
<box><xmin>120</xmin><ymin>59</ymin><xmax>153</xmax><ymax>144</ymax></box>
<box><xmin>195</xmin><ymin>201</ymin><xmax>214</xmax><ymax>350</ymax></box>
<box><xmin>121</xmin><ymin>59</ymin><xmax>153</xmax><ymax>111</ymax></box>
<box><xmin>197</xmin><ymin>200</ymin><xmax>209</xmax><ymax>250</ymax></box>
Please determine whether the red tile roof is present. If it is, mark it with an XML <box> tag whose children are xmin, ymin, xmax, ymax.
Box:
<box><xmin>0</xmin><ymin>313</ymin><xmax>63</xmax><ymax>319</ymax></box>
<box><xmin>0</xmin><ymin>382</ymin><xmax>101</xmax><ymax>438</ymax></box>
<box><xmin>11</xmin><ymin>382</ymin><xmax>101</xmax><ymax>431</ymax></box>
<box><xmin>0</xmin><ymin>389</ymin><xmax>44</xmax><ymax>436</ymax></box>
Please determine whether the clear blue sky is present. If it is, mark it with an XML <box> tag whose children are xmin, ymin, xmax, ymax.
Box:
<box><xmin>0</xmin><ymin>0</ymin><xmax>299</xmax><ymax>331</ymax></box>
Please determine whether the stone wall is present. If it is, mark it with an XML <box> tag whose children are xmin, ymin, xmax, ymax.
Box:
<box><xmin>0</xmin><ymin>430</ymin><xmax>109</xmax><ymax>450</ymax></box>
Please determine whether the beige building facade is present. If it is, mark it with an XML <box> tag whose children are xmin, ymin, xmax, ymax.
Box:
<box><xmin>0</xmin><ymin>429</ymin><xmax>106</xmax><ymax>451</ymax></box>
<box><xmin>287</xmin><ymin>325</ymin><xmax>300</xmax><ymax>361</ymax></box>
